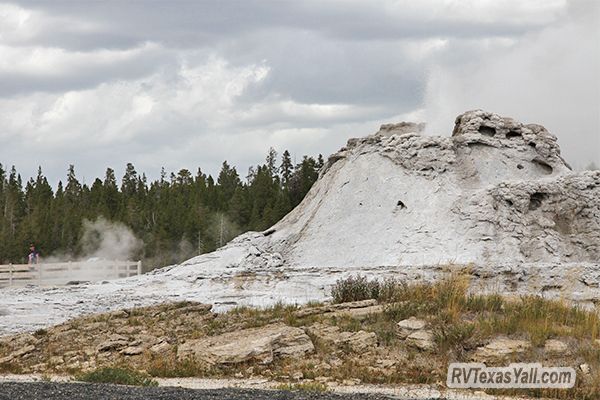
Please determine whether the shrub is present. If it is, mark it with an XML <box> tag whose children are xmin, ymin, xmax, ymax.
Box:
<box><xmin>432</xmin><ymin>319</ymin><xmax>475</xmax><ymax>353</ymax></box>
<box><xmin>146</xmin><ymin>354</ymin><xmax>206</xmax><ymax>378</ymax></box>
<box><xmin>331</xmin><ymin>274</ymin><xmax>380</xmax><ymax>303</ymax></box>
<box><xmin>77</xmin><ymin>367</ymin><xmax>157</xmax><ymax>387</ymax></box>
<box><xmin>33</xmin><ymin>328</ymin><xmax>47</xmax><ymax>337</ymax></box>
<box><xmin>377</xmin><ymin>277</ymin><xmax>403</xmax><ymax>303</ymax></box>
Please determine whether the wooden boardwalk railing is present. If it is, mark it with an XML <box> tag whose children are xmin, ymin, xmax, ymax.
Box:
<box><xmin>0</xmin><ymin>260</ymin><xmax>142</xmax><ymax>287</ymax></box>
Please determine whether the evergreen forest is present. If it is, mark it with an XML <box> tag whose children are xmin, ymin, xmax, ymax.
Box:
<box><xmin>0</xmin><ymin>149</ymin><xmax>323</xmax><ymax>270</ymax></box>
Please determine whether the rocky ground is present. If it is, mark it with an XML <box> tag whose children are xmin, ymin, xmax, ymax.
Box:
<box><xmin>0</xmin><ymin>276</ymin><xmax>598</xmax><ymax>399</ymax></box>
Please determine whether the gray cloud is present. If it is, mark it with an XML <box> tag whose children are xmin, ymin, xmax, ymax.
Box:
<box><xmin>0</xmin><ymin>0</ymin><xmax>597</xmax><ymax>186</ymax></box>
<box><xmin>0</xmin><ymin>43</ymin><xmax>170</xmax><ymax>96</ymax></box>
<box><xmin>15</xmin><ymin>1</ymin><xmax>563</xmax><ymax>48</ymax></box>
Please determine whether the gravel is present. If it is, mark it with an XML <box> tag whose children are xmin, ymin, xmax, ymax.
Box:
<box><xmin>0</xmin><ymin>382</ymin><xmax>403</xmax><ymax>400</ymax></box>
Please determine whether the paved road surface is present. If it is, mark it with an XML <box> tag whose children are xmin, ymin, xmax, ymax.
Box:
<box><xmin>0</xmin><ymin>382</ymin><xmax>410</xmax><ymax>400</ymax></box>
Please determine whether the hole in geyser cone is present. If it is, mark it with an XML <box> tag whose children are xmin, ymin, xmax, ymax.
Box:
<box><xmin>529</xmin><ymin>192</ymin><xmax>547</xmax><ymax>211</ymax></box>
<box><xmin>396</xmin><ymin>200</ymin><xmax>406</xmax><ymax>209</ymax></box>
<box><xmin>478</xmin><ymin>125</ymin><xmax>496</xmax><ymax>137</ymax></box>
<box><xmin>517</xmin><ymin>164</ymin><xmax>524</xmax><ymax>169</ymax></box>
<box><xmin>506</xmin><ymin>130</ymin><xmax>522</xmax><ymax>138</ymax></box>
<box><xmin>532</xmin><ymin>158</ymin><xmax>553</xmax><ymax>175</ymax></box>
<box><xmin>263</xmin><ymin>228</ymin><xmax>276</xmax><ymax>237</ymax></box>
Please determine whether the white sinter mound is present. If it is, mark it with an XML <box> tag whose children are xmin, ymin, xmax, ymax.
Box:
<box><xmin>1</xmin><ymin>110</ymin><xmax>598</xmax><ymax>335</ymax></box>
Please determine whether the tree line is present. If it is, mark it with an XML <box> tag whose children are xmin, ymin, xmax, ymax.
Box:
<box><xmin>0</xmin><ymin>149</ymin><xmax>323</xmax><ymax>269</ymax></box>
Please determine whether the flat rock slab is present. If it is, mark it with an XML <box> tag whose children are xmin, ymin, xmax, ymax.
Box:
<box><xmin>96</xmin><ymin>334</ymin><xmax>128</xmax><ymax>353</ymax></box>
<box><xmin>0</xmin><ymin>344</ymin><xmax>36</xmax><ymax>364</ymax></box>
<box><xmin>293</xmin><ymin>300</ymin><xmax>378</xmax><ymax>318</ymax></box>
<box><xmin>544</xmin><ymin>339</ymin><xmax>569</xmax><ymax>355</ymax></box>
<box><xmin>405</xmin><ymin>330</ymin><xmax>436</xmax><ymax>351</ymax></box>
<box><xmin>177</xmin><ymin>323</ymin><xmax>314</xmax><ymax>365</ymax></box>
<box><xmin>472</xmin><ymin>337</ymin><xmax>531</xmax><ymax>362</ymax></box>
<box><xmin>306</xmin><ymin>323</ymin><xmax>377</xmax><ymax>353</ymax></box>
<box><xmin>396</xmin><ymin>317</ymin><xmax>428</xmax><ymax>340</ymax></box>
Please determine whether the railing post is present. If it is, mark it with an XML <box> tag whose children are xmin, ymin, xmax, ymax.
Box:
<box><xmin>137</xmin><ymin>260</ymin><xmax>142</xmax><ymax>276</ymax></box>
<box><xmin>9</xmin><ymin>263</ymin><xmax>12</xmax><ymax>287</ymax></box>
<box><xmin>38</xmin><ymin>263</ymin><xmax>42</xmax><ymax>285</ymax></box>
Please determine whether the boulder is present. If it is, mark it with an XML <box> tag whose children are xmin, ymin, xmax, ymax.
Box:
<box><xmin>306</xmin><ymin>323</ymin><xmax>377</xmax><ymax>353</ymax></box>
<box><xmin>177</xmin><ymin>323</ymin><xmax>313</xmax><ymax>365</ymax></box>
<box><xmin>120</xmin><ymin>346</ymin><xmax>143</xmax><ymax>356</ymax></box>
<box><xmin>149</xmin><ymin>340</ymin><xmax>171</xmax><ymax>355</ymax></box>
<box><xmin>396</xmin><ymin>317</ymin><xmax>427</xmax><ymax>339</ymax></box>
<box><xmin>544</xmin><ymin>339</ymin><xmax>569</xmax><ymax>355</ymax></box>
<box><xmin>580</xmin><ymin>363</ymin><xmax>591</xmax><ymax>376</ymax></box>
<box><xmin>0</xmin><ymin>344</ymin><xmax>36</xmax><ymax>364</ymax></box>
<box><xmin>472</xmin><ymin>337</ymin><xmax>531</xmax><ymax>362</ymax></box>
<box><xmin>107</xmin><ymin>310</ymin><xmax>129</xmax><ymax>319</ymax></box>
<box><xmin>48</xmin><ymin>355</ymin><xmax>64</xmax><ymax>365</ymax></box>
<box><xmin>96</xmin><ymin>334</ymin><xmax>129</xmax><ymax>353</ymax></box>
<box><xmin>406</xmin><ymin>330</ymin><xmax>436</xmax><ymax>351</ymax></box>
<box><xmin>10</xmin><ymin>344</ymin><xmax>36</xmax><ymax>358</ymax></box>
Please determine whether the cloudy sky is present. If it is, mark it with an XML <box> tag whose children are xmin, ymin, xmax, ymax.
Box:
<box><xmin>1</xmin><ymin>0</ymin><xmax>598</xmax><ymax>185</ymax></box>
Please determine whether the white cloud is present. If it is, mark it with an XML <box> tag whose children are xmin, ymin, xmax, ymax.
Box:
<box><xmin>0</xmin><ymin>55</ymin><xmax>269</xmax><ymax>145</ymax></box>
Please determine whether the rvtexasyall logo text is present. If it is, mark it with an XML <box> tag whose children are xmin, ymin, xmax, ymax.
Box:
<box><xmin>447</xmin><ymin>363</ymin><xmax>576</xmax><ymax>389</ymax></box>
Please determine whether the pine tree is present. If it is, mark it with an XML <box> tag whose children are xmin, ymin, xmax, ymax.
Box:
<box><xmin>216</xmin><ymin>161</ymin><xmax>241</xmax><ymax>211</ymax></box>
<box><xmin>280</xmin><ymin>150</ymin><xmax>293</xmax><ymax>187</ymax></box>
<box><xmin>62</xmin><ymin>165</ymin><xmax>83</xmax><ymax>254</ymax></box>
<box><xmin>266</xmin><ymin>147</ymin><xmax>278</xmax><ymax>177</ymax></box>
<box><xmin>20</xmin><ymin>167</ymin><xmax>54</xmax><ymax>257</ymax></box>
<box><xmin>317</xmin><ymin>154</ymin><xmax>324</xmax><ymax>170</ymax></box>
<box><xmin>121</xmin><ymin>163</ymin><xmax>139</xmax><ymax>196</ymax></box>
<box><xmin>102</xmin><ymin>168</ymin><xmax>120</xmax><ymax>219</ymax></box>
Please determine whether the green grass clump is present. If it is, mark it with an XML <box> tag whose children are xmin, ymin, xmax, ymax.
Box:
<box><xmin>77</xmin><ymin>367</ymin><xmax>157</xmax><ymax>387</ymax></box>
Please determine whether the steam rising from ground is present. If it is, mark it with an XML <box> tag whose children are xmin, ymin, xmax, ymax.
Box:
<box><xmin>33</xmin><ymin>218</ymin><xmax>143</xmax><ymax>284</ymax></box>
<box><xmin>422</xmin><ymin>0</ymin><xmax>600</xmax><ymax>169</ymax></box>
<box><xmin>80</xmin><ymin>218</ymin><xmax>143</xmax><ymax>261</ymax></box>
<box><xmin>44</xmin><ymin>217</ymin><xmax>142</xmax><ymax>264</ymax></box>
